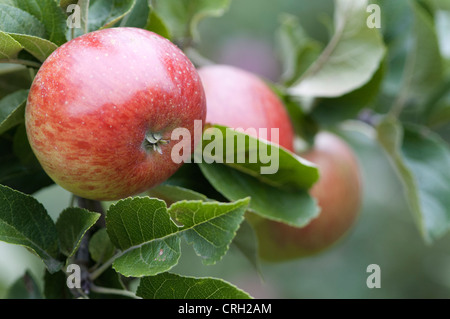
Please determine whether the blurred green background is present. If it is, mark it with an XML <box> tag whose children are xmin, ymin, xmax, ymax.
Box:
<box><xmin>1</xmin><ymin>0</ymin><xmax>449</xmax><ymax>299</ymax></box>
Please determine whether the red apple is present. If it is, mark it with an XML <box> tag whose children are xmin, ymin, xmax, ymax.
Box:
<box><xmin>197</xmin><ymin>65</ymin><xmax>295</xmax><ymax>151</ymax></box>
<box><xmin>251</xmin><ymin>132</ymin><xmax>362</xmax><ymax>261</ymax></box>
<box><xmin>25</xmin><ymin>27</ymin><xmax>206</xmax><ymax>201</ymax></box>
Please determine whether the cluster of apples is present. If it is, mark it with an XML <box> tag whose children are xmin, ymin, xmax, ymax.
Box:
<box><xmin>25</xmin><ymin>28</ymin><xmax>362</xmax><ymax>260</ymax></box>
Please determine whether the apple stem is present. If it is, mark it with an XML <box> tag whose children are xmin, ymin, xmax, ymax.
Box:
<box><xmin>90</xmin><ymin>285</ymin><xmax>141</xmax><ymax>299</ymax></box>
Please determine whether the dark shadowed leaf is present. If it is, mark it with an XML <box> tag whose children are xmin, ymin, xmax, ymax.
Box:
<box><xmin>88</xmin><ymin>228</ymin><xmax>115</xmax><ymax>264</ymax></box>
<box><xmin>119</xmin><ymin>0</ymin><xmax>149</xmax><ymax>28</ymax></box>
<box><xmin>0</xmin><ymin>89</ymin><xmax>28</xmax><ymax>135</ymax></box>
<box><xmin>377</xmin><ymin>116</ymin><xmax>450</xmax><ymax>242</ymax></box>
<box><xmin>406</xmin><ymin>1</ymin><xmax>444</xmax><ymax>100</ymax></box>
<box><xmin>6</xmin><ymin>271</ymin><xmax>42</xmax><ymax>299</ymax></box>
<box><xmin>0</xmin><ymin>65</ymin><xmax>31</xmax><ymax>99</ymax></box>
<box><xmin>0</xmin><ymin>185</ymin><xmax>63</xmax><ymax>273</ymax></box>
<box><xmin>312</xmin><ymin>60</ymin><xmax>386</xmax><ymax>126</ymax></box>
<box><xmin>56</xmin><ymin>207</ymin><xmax>100</xmax><ymax>257</ymax></box>
<box><xmin>0</xmin><ymin>126</ymin><xmax>53</xmax><ymax>195</ymax></box>
<box><xmin>231</xmin><ymin>219</ymin><xmax>261</xmax><ymax>275</ymax></box>
<box><xmin>137</xmin><ymin>272</ymin><xmax>252</xmax><ymax>299</ymax></box>
<box><xmin>43</xmin><ymin>270</ymin><xmax>72</xmax><ymax>299</ymax></box>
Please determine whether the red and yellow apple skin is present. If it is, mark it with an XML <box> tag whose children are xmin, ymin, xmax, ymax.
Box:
<box><xmin>251</xmin><ymin>132</ymin><xmax>363</xmax><ymax>261</ymax></box>
<box><xmin>25</xmin><ymin>27</ymin><xmax>206</xmax><ymax>201</ymax></box>
<box><xmin>198</xmin><ymin>65</ymin><xmax>295</xmax><ymax>152</ymax></box>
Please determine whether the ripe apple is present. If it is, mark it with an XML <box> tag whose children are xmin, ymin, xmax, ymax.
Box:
<box><xmin>197</xmin><ymin>65</ymin><xmax>295</xmax><ymax>151</ymax></box>
<box><xmin>250</xmin><ymin>132</ymin><xmax>362</xmax><ymax>261</ymax></box>
<box><xmin>25</xmin><ymin>27</ymin><xmax>206</xmax><ymax>201</ymax></box>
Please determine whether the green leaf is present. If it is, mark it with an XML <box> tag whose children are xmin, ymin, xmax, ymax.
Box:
<box><xmin>375</xmin><ymin>0</ymin><xmax>412</xmax><ymax>97</ymax></box>
<box><xmin>111</xmin><ymin>236</ymin><xmax>180</xmax><ymax>278</ymax></box>
<box><xmin>196</xmin><ymin>125</ymin><xmax>320</xmax><ymax>226</ymax></box>
<box><xmin>198</xmin><ymin>125</ymin><xmax>319</xmax><ymax>191</ymax></box>
<box><xmin>0</xmin><ymin>89</ymin><xmax>28</xmax><ymax>135</ymax></box>
<box><xmin>404</xmin><ymin>1</ymin><xmax>444</xmax><ymax>100</ymax></box>
<box><xmin>0</xmin><ymin>184</ymin><xmax>63</xmax><ymax>273</ymax></box>
<box><xmin>152</xmin><ymin>0</ymin><xmax>231</xmax><ymax>41</ymax></box>
<box><xmin>136</xmin><ymin>273</ymin><xmax>252</xmax><ymax>299</ymax></box>
<box><xmin>119</xmin><ymin>0</ymin><xmax>149</xmax><ymax>28</ymax></box>
<box><xmin>106</xmin><ymin>196</ymin><xmax>249</xmax><ymax>277</ymax></box>
<box><xmin>288</xmin><ymin>0</ymin><xmax>385</xmax><ymax>97</ymax></box>
<box><xmin>6</xmin><ymin>271</ymin><xmax>42</xmax><ymax>299</ymax></box>
<box><xmin>5</xmin><ymin>0</ymin><xmax>68</xmax><ymax>45</ymax></box>
<box><xmin>89</xmin><ymin>0</ymin><xmax>136</xmax><ymax>31</ymax></box>
<box><xmin>377</xmin><ymin>117</ymin><xmax>450</xmax><ymax>242</ymax></box>
<box><xmin>106</xmin><ymin>197</ymin><xmax>181</xmax><ymax>277</ymax></box>
<box><xmin>0</xmin><ymin>31</ymin><xmax>23</xmax><ymax>60</ymax></box>
<box><xmin>427</xmin><ymin>100</ymin><xmax>450</xmax><ymax>128</ymax></box>
<box><xmin>312</xmin><ymin>59</ymin><xmax>386</xmax><ymax>126</ymax></box>
<box><xmin>0</xmin><ymin>4</ymin><xmax>47</xmax><ymax>38</ymax></box>
<box><xmin>43</xmin><ymin>270</ymin><xmax>72</xmax><ymax>299</ymax></box>
<box><xmin>12</xmin><ymin>124</ymin><xmax>37</xmax><ymax>166</ymax></box>
<box><xmin>145</xmin><ymin>7</ymin><xmax>170</xmax><ymax>39</ymax></box>
<box><xmin>162</xmin><ymin>163</ymin><xmax>228</xmax><ymax>202</ymax></box>
<box><xmin>55</xmin><ymin>207</ymin><xmax>100</xmax><ymax>257</ymax></box>
<box><xmin>231</xmin><ymin>219</ymin><xmax>261</xmax><ymax>276</ymax></box>
<box><xmin>199</xmin><ymin>163</ymin><xmax>319</xmax><ymax>227</ymax></box>
<box><xmin>0</xmin><ymin>126</ymin><xmax>53</xmax><ymax>194</ymax></box>
<box><xmin>88</xmin><ymin>228</ymin><xmax>115</xmax><ymax>264</ymax></box>
<box><xmin>7</xmin><ymin>34</ymin><xmax>58</xmax><ymax>62</ymax></box>
<box><xmin>276</xmin><ymin>92</ymin><xmax>319</xmax><ymax>145</ymax></box>
<box><xmin>168</xmin><ymin>198</ymin><xmax>249</xmax><ymax>265</ymax></box>
<box><xmin>0</xmin><ymin>65</ymin><xmax>31</xmax><ymax>99</ymax></box>
<box><xmin>0</xmin><ymin>161</ymin><xmax>52</xmax><ymax>194</ymax></box>
<box><xmin>276</xmin><ymin>13</ymin><xmax>322</xmax><ymax>86</ymax></box>
<box><xmin>107</xmin><ymin>197</ymin><xmax>179</xmax><ymax>251</ymax></box>
<box><xmin>147</xmin><ymin>184</ymin><xmax>209</xmax><ymax>206</ymax></box>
